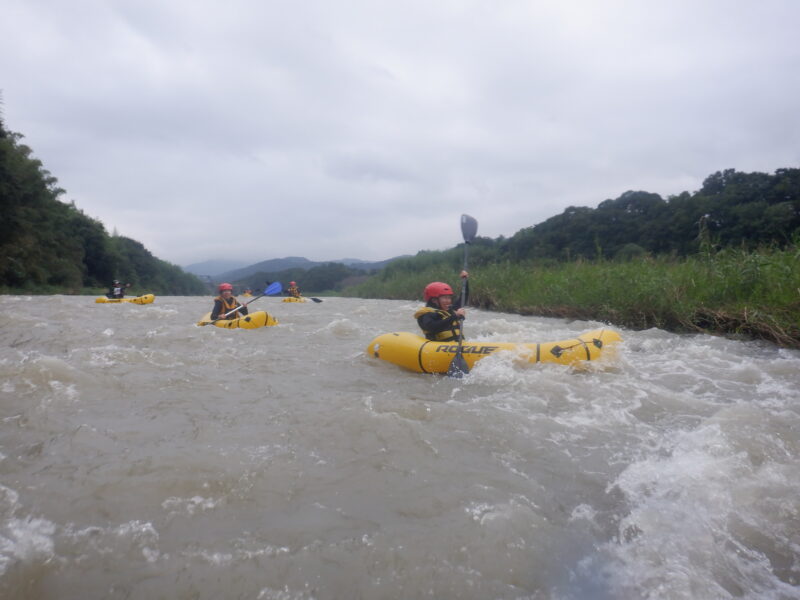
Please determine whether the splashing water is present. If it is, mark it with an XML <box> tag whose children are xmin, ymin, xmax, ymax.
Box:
<box><xmin>1</xmin><ymin>295</ymin><xmax>799</xmax><ymax>599</ymax></box>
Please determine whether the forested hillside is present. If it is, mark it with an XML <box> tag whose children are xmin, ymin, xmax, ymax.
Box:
<box><xmin>343</xmin><ymin>168</ymin><xmax>800</xmax><ymax>347</ymax></box>
<box><xmin>502</xmin><ymin>168</ymin><xmax>800</xmax><ymax>262</ymax></box>
<box><xmin>219</xmin><ymin>255</ymin><xmax>405</xmax><ymax>284</ymax></box>
<box><xmin>238</xmin><ymin>166</ymin><xmax>799</xmax><ymax>296</ymax></box>
<box><xmin>233</xmin><ymin>261</ymin><xmax>371</xmax><ymax>294</ymax></box>
<box><xmin>0</xmin><ymin>116</ymin><xmax>206</xmax><ymax>294</ymax></box>
<box><xmin>3</xmin><ymin>104</ymin><xmax>797</xmax><ymax>300</ymax></box>
<box><xmin>354</xmin><ymin>167</ymin><xmax>800</xmax><ymax>287</ymax></box>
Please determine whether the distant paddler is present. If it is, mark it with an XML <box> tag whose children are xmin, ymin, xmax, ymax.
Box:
<box><xmin>211</xmin><ymin>283</ymin><xmax>248</xmax><ymax>320</ymax></box>
<box><xmin>286</xmin><ymin>281</ymin><xmax>301</xmax><ymax>298</ymax></box>
<box><xmin>106</xmin><ymin>279</ymin><xmax>131</xmax><ymax>299</ymax></box>
<box><xmin>241</xmin><ymin>288</ymin><xmax>254</xmax><ymax>297</ymax></box>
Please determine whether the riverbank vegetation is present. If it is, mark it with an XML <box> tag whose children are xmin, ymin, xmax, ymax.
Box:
<box><xmin>0</xmin><ymin>114</ymin><xmax>206</xmax><ymax>295</ymax></box>
<box><xmin>343</xmin><ymin>166</ymin><xmax>800</xmax><ymax>347</ymax></box>
<box><xmin>344</xmin><ymin>246</ymin><xmax>800</xmax><ymax>348</ymax></box>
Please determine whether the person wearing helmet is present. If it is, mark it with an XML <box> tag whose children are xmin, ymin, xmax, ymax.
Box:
<box><xmin>414</xmin><ymin>270</ymin><xmax>469</xmax><ymax>341</ymax></box>
<box><xmin>106</xmin><ymin>279</ymin><xmax>130</xmax><ymax>299</ymax></box>
<box><xmin>211</xmin><ymin>283</ymin><xmax>248</xmax><ymax>320</ymax></box>
<box><xmin>286</xmin><ymin>281</ymin><xmax>301</xmax><ymax>298</ymax></box>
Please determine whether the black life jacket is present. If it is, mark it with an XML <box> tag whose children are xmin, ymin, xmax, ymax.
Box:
<box><xmin>414</xmin><ymin>306</ymin><xmax>462</xmax><ymax>342</ymax></box>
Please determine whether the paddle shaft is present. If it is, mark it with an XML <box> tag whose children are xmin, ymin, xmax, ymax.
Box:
<box><xmin>219</xmin><ymin>295</ymin><xmax>259</xmax><ymax>319</ymax></box>
<box><xmin>217</xmin><ymin>282</ymin><xmax>282</xmax><ymax>320</ymax></box>
<box><xmin>450</xmin><ymin>246</ymin><xmax>469</xmax><ymax>355</ymax></box>
<box><xmin>447</xmin><ymin>214</ymin><xmax>477</xmax><ymax>378</ymax></box>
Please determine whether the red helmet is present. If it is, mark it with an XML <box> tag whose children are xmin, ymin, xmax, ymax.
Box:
<box><xmin>290</xmin><ymin>281</ymin><xmax>296</xmax><ymax>286</ymax></box>
<box><xmin>423</xmin><ymin>281</ymin><xmax>454</xmax><ymax>302</ymax></box>
<box><xmin>218</xmin><ymin>282</ymin><xmax>233</xmax><ymax>291</ymax></box>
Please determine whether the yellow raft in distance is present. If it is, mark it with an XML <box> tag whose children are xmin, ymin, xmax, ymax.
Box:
<box><xmin>95</xmin><ymin>294</ymin><xmax>155</xmax><ymax>304</ymax></box>
<box><xmin>196</xmin><ymin>310</ymin><xmax>278</xmax><ymax>329</ymax></box>
<box><xmin>366</xmin><ymin>328</ymin><xmax>622</xmax><ymax>373</ymax></box>
<box><xmin>282</xmin><ymin>297</ymin><xmax>306</xmax><ymax>303</ymax></box>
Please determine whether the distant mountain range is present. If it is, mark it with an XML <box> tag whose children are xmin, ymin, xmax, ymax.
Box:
<box><xmin>184</xmin><ymin>256</ymin><xmax>407</xmax><ymax>280</ymax></box>
<box><xmin>183</xmin><ymin>259</ymin><xmax>249</xmax><ymax>277</ymax></box>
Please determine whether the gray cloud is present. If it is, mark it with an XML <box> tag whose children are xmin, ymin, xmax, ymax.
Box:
<box><xmin>2</xmin><ymin>0</ymin><xmax>799</xmax><ymax>265</ymax></box>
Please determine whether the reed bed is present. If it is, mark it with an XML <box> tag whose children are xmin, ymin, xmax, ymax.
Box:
<box><xmin>344</xmin><ymin>247</ymin><xmax>800</xmax><ymax>348</ymax></box>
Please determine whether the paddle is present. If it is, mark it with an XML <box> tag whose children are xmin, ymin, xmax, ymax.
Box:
<box><xmin>446</xmin><ymin>214</ymin><xmax>478</xmax><ymax>378</ymax></box>
<box><xmin>200</xmin><ymin>282</ymin><xmax>283</xmax><ymax>325</ymax></box>
<box><xmin>225</xmin><ymin>281</ymin><xmax>283</xmax><ymax>315</ymax></box>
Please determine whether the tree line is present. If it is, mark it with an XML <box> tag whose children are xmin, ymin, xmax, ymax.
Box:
<box><xmin>364</xmin><ymin>167</ymin><xmax>800</xmax><ymax>285</ymax></box>
<box><xmin>234</xmin><ymin>262</ymin><xmax>372</xmax><ymax>295</ymax></box>
<box><xmin>502</xmin><ymin>168</ymin><xmax>800</xmax><ymax>262</ymax></box>
<box><xmin>3</xmin><ymin>106</ymin><xmax>797</xmax><ymax>296</ymax></box>
<box><xmin>236</xmin><ymin>167</ymin><xmax>800</xmax><ymax>294</ymax></box>
<box><xmin>0</xmin><ymin>116</ymin><xmax>206</xmax><ymax>294</ymax></box>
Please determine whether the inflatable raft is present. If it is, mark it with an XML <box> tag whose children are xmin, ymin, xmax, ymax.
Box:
<box><xmin>366</xmin><ymin>328</ymin><xmax>621</xmax><ymax>373</ymax></box>
<box><xmin>196</xmin><ymin>310</ymin><xmax>278</xmax><ymax>329</ymax></box>
<box><xmin>282</xmin><ymin>297</ymin><xmax>306</xmax><ymax>303</ymax></box>
<box><xmin>95</xmin><ymin>294</ymin><xmax>155</xmax><ymax>305</ymax></box>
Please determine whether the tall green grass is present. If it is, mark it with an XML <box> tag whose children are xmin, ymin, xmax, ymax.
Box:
<box><xmin>344</xmin><ymin>247</ymin><xmax>800</xmax><ymax>347</ymax></box>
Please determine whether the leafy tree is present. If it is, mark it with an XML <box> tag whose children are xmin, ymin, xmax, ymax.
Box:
<box><xmin>0</xmin><ymin>116</ymin><xmax>206</xmax><ymax>294</ymax></box>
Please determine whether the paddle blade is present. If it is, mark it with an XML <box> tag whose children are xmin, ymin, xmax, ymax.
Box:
<box><xmin>461</xmin><ymin>214</ymin><xmax>478</xmax><ymax>243</ymax></box>
<box><xmin>309</xmin><ymin>297</ymin><xmax>323</xmax><ymax>303</ymax></box>
<box><xmin>446</xmin><ymin>351</ymin><xmax>470</xmax><ymax>378</ymax></box>
<box><xmin>265</xmin><ymin>282</ymin><xmax>282</xmax><ymax>296</ymax></box>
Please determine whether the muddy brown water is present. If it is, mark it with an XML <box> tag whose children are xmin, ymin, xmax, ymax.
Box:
<box><xmin>1</xmin><ymin>295</ymin><xmax>799</xmax><ymax>599</ymax></box>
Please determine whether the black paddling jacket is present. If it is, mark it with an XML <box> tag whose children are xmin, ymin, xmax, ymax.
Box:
<box><xmin>414</xmin><ymin>281</ymin><xmax>469</xmax><ymax>342</ymax></box>
<box><xmin>211</xmin><ymin>295</ymin><xmax>248</xmax><ymax>320</ymax></box>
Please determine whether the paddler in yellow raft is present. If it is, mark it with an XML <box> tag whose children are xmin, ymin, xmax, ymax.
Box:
<box><xmin>415</xmin><ymin>270</ymin><xmax>469</xmax><ymax>341</ymax></box>
<box><xmin>286</xmin><ymin>281</ymin><xmax>301</xmax><ymax>298</ymax></box>
<box><xmin>211</xmin><ymin>283</ymin><xmax>248</xmax><ymax>320</ymax></box>
<box><xmin>106</xmin><ymin>279</ymin><xmax>131</xmax><ymax>299</ymax></box>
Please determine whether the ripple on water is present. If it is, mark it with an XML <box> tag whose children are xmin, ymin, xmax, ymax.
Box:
<box><xmin>1</xmin><ymin>295</ymin><xmax>799</xmax><ymax>599</ymax></box>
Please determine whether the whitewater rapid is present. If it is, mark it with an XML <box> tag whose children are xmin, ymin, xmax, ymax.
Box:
<box><xmin>1</xmin><ymin>295</ymin><xmax>799</xmax><ymax>599</ymax></box>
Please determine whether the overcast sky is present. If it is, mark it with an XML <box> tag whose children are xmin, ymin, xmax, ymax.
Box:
<box><xmin>2</xmin><ymin>0</ymin><xmax>799</xmax><ymax>266</ymax></box>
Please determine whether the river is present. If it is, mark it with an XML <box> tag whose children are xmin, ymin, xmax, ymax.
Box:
<box><xmin>1</xmin><ymin>294</ymin><xmax>799</xmax><ymax>599</ymax></box>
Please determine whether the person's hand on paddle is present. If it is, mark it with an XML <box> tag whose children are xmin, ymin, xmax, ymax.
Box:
<box><xmin>460</xmin><ymin>270</ymin><xmax>469</xmax><ymax>279</ymax></box>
